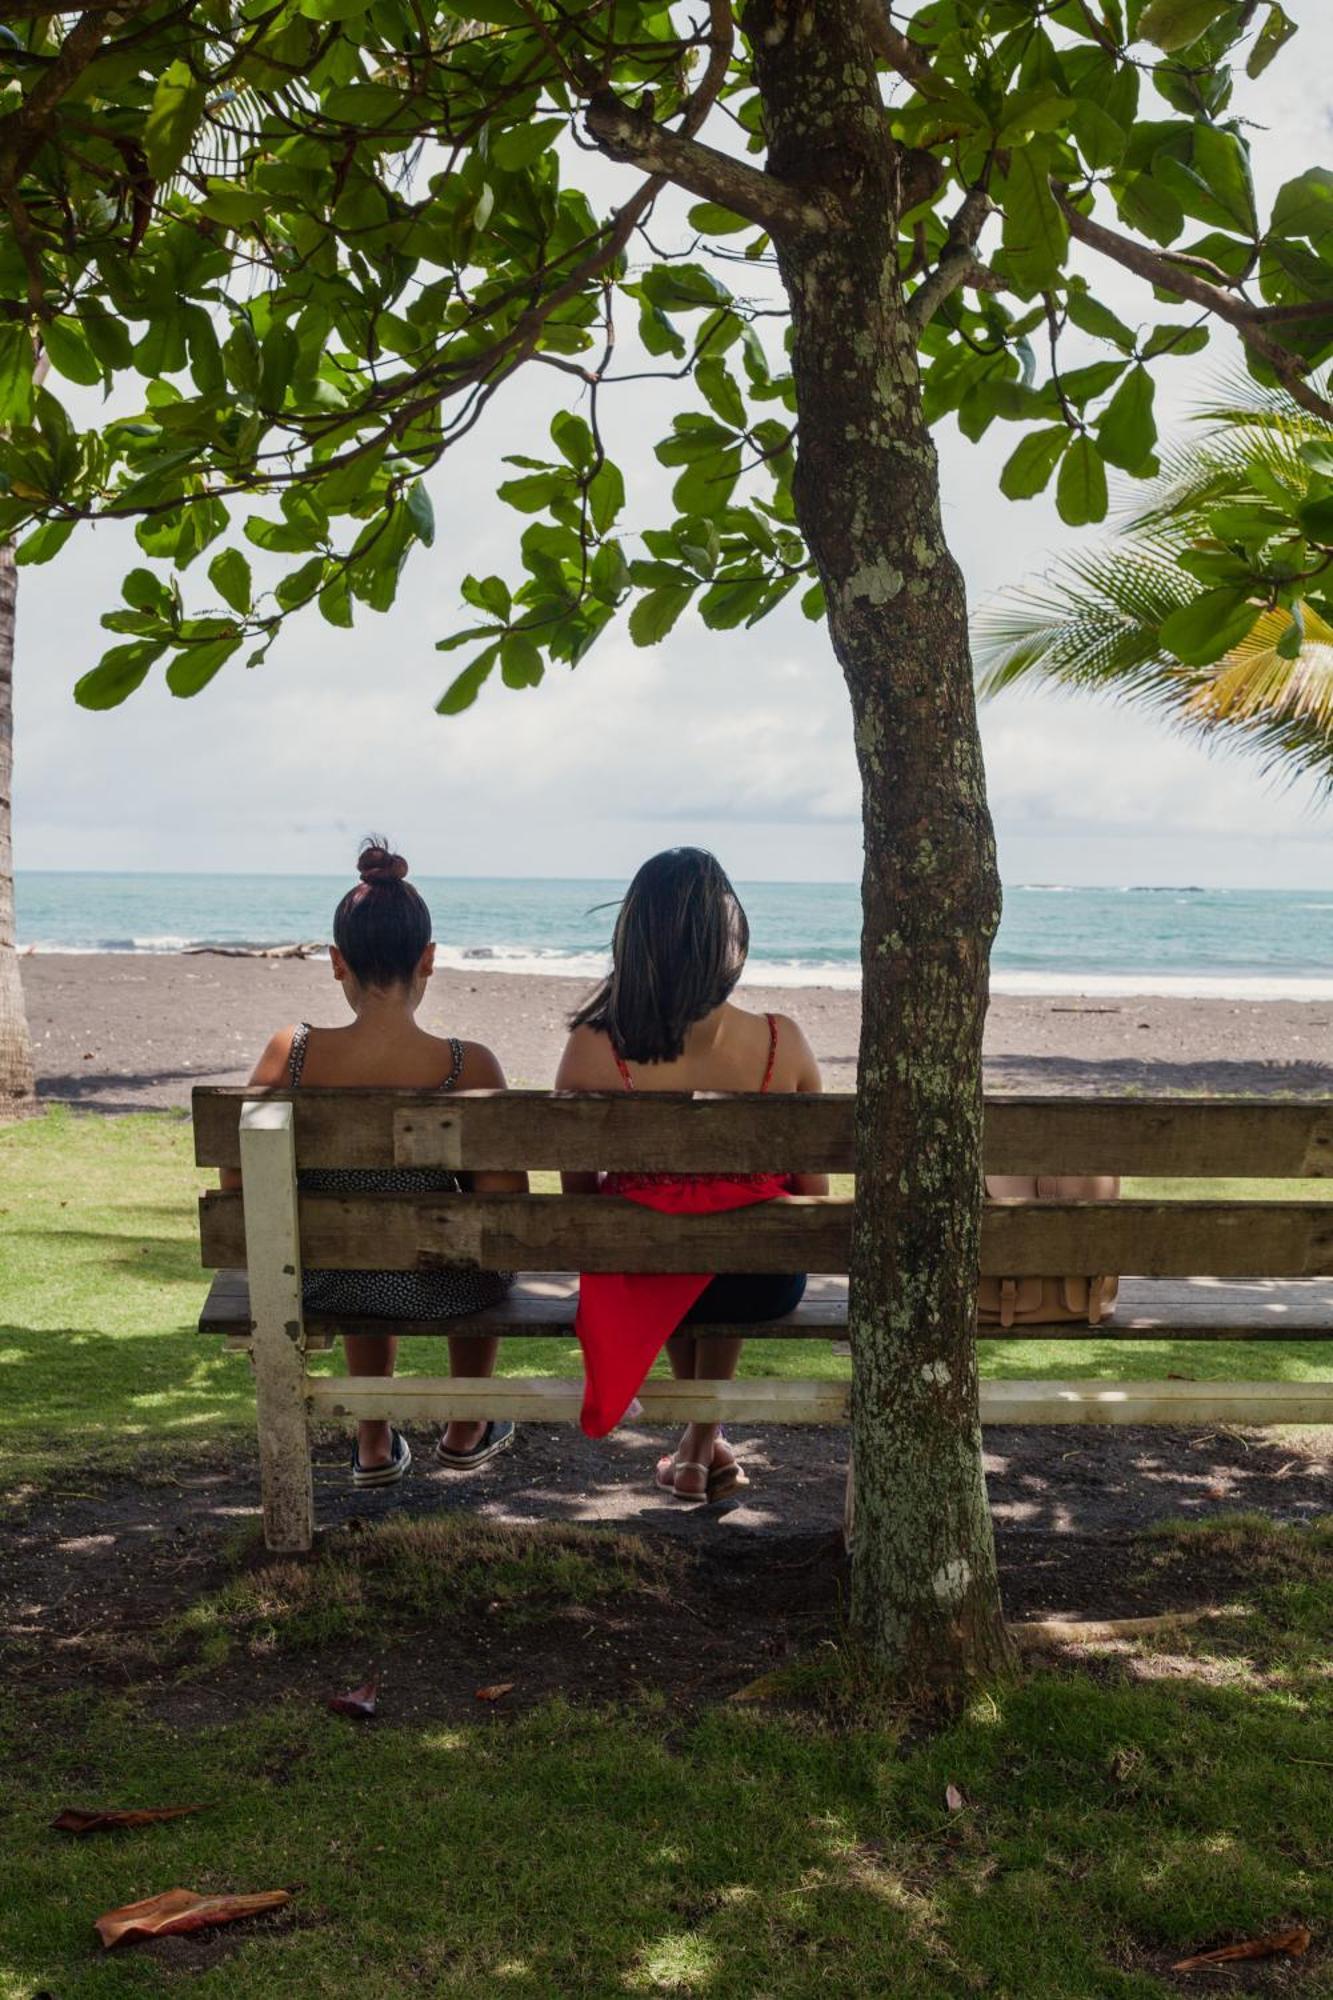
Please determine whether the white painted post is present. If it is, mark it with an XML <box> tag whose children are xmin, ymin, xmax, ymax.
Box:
<box><xmin>240</xmin><ymin>1099</ymin><xmax>315</xmax><ymax>1553</ymax></box>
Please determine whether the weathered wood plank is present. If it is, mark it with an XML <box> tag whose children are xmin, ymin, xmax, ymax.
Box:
<box><xmin>304</xmin><ymin>1373</ymin><xmax>1333</xmax><ymax>1427</ymax></box>
<box><xmin>984</xmin><ymin>1098</ymin><xmax>1333</xmax><ymax>1178</ymax></box>
<box><xmin>307</xmin><ymin>1375</ymin><xmax>851</xmax><ymax>1424</ymax></box>
<box><xmin>199</xmin><ymin>1190</ymin><xmax>1333</xmax><ymax>1278</ymax></box>
<box><xmin>199</xmin><ymin>1270</ymin><xmax>1333</xmax><ymax>1340</ymax></box>
<box><xmin>978</xmin><ymin>1379</ymin><xmax>1333</xmax><ymax>1425</ymax></box>
<box><xmin>194</xmin><ymin>1087</ymin><xmax>856</xmax><ymax>1173</ymax></box>
<box><xmin>239</xmin><ymin>1101</ymin><xmax>315</xmax><ymax>1554</ymax></box>
<box><xmin>200</xmin><ymin>1189</ymin><xmax>848</xmax><ymax>1272</ymax></box>
<box><xmin>194</xmin><ymin>1086</ymin><xmax>1333</xmax><ymax>1177</ymax></box>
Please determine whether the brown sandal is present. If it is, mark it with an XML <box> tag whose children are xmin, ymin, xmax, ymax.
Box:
<box><xmin>654</xmin><ymin>1456</ymin><xmax>711</xmax><ymax>1501</ymax></box>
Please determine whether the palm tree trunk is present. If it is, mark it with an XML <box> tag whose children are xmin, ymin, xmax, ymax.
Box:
<box><xmin>0</xmin><ymin>538</ymin><xmax>38</xmax><ymax>1121</ymax></box>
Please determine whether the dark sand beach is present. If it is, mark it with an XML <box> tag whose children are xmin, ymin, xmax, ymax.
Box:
<box><xmin>18</xmin><ymin>950</ymin><xmax>1333</xmax><ymax>1111</ymax></box>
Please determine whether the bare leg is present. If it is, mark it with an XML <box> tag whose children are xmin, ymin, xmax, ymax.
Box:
<box><xmin>344</xmin><ymin>1332</ymin><xmax>397</xmax><ymax>1468</ymax></box>
<box><xmin>443</xmin><ymin>1332</ymin><xmax>499</xmax><ymax>1455</ymax></box>
<box><xmin>659</xmin><ymin>1335</ymin><xmax>744</xmax><ymax>1496</ymax></box>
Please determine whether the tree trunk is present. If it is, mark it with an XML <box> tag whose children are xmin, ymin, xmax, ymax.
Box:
<box><xmin>0</xmin><ymin>540</ymin><xmax>38</xmax><ymax>1122</ymax></box>
<box><xmin>751</xmin><ymin>0</ymin><xmax>1014</xmax><ymax>1694</ymax></box>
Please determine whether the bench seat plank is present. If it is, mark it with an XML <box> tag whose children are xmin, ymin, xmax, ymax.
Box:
<box><xmin>199</xmin><ymin>1270</ymin><xmax>1333</xmax><ymax>1341</ymax></box>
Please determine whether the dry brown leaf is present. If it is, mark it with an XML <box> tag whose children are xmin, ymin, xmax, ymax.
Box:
<box><xmin>95</xmin><ymin>1888</ymin><xmax>290</xmax><ymax>1949</ymax></box>
<box><xmin>52</xmin><ymin>1806</ymin><xmax>204</xmax><ymax>1836</ymax></box>
<box><xmin>475</xmin><ymin>1682</ymin><xmax>515</xmax><ymax>1702</ymax></box>
<box><xmin>326</xmin><ymin>1680</ymin><xmax>378</xmax><ymax>1719</ymax></box>
<box><xmin>944</xmin><ymin>1784</ymin><xmax>966</xmax><ymax>1813</ymax></box>
<box><xmin>1171</xmin><ymin>1925</ymin><xmax>1311</xmax><ymax>1972</ymax></box>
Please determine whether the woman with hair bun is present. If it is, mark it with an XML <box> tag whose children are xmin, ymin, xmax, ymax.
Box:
<box><xmin>225</xmin><ymin>839</ymin><xmax>521</xmax><ymax>1488</ymax></box>
<box><xmin>556</xmin><ymin>847</ymin><xmax>826</xmax><ymax>1501</ymax></box>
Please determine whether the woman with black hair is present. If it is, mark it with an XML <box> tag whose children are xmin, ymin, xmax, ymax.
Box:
<box><xmin>556</xmin><ymin>848</ymin><xmax>826</xmax><ymax>1501</ymax></box>
<box><xmin>225</xmin><ymin>840</ymin><xmax>522</xmax><ymax>1489</ymax></box>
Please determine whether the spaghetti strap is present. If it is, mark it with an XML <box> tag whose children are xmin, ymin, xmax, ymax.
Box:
<box><xmin>613</xmin><ymin>1049</ymin><xmax>635</xmax><ymax>1091</ymax></box>
<box><xmin>760</xmin><ymin>1013</ymin><xmax>779</xmax><ymax>1093</ymax></box>
<box><xmin>288</xmin><ymin>1022</ymin><xmax>310</xmax><ymax>1088</ymax></box>
<box><xmin>442</xmin><ymin>1036</ymin><xmax>465</xmax><ymax>1091</ymax></box>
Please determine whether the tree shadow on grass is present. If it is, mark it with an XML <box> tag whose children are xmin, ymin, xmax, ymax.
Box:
<box><xmin>3</xmin><ymin>1226</ymin><xmax>201</xmax><ymax>1286</ymax></box>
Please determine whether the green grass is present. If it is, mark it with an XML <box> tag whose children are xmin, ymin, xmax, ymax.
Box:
<box><xmin>4</xmin><ymin>1108</ymin><xmax>1332</xmax><ymax>1480</ymax></box>
<box><xmin>2</xmin><ymin>1513</ymin><xmax>1332</xmax><ymax>1998</ymax></box>
<box><xmin>4</xmin><ymin>1112</ymin><xmax>1333</xmax><ymax>1994</ymax></box>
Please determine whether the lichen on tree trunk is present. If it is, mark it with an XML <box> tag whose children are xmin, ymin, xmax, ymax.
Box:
<box><xmin>0</xmin><ymin>541</ymin><xmax>38</xmax><ymax>1123</ymax></box>
<box><xmin>749</xmin><ymin>0</ymin><xmax>1014</xmax><ymax>1692</ymax></box>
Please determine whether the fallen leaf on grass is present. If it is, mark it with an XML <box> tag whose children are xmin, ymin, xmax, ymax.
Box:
<box><xmin>95</xmin><ymin>1888</ymin><xmax>291</xmax><ymax>1950</ymax></box>
<box><xmin>1171</xmin><ymin>1925</ymin><xmax>1310</xmax><ymax>1972</ymax></box>
<box><xmin>326</xmin><ymin>1680</ymin><xmax>378</xmax><ymax>1719</ymax></box>
<box><xmin>945</xmin><ymin>1784</ymin><xmax>966</xmax><ymax>1813</ymax></box>
<box><xmin>52</xmin><ymin>1806</ymin><xmax>205</xmax><ymax>1836</ymax></box>
<box><xmin>475</xmin><ymin>1683</ymin><xmax>515</xmax><ymax>1702</ymax></box>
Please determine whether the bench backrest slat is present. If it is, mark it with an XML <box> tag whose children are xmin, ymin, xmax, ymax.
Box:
<box><xmin>193</xmin><ymin>1087</ymin><xmax>1333</xmax><ymax>1178</ymax></box>
<box><xmin>198</xmin><ymin>1190</ymin><xmax>1333</xmax><ymax>1280</ymax></box>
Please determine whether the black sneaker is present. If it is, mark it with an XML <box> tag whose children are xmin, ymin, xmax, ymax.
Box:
<box><xmin>435</xmin><ymin>1420</ymin><xmax>516</xmax><ymax>1470</ymax></box>
<box><xmin>351</xmin><ymin>1427</ymin><xmax>412</xmax><ymax>1489</ymax></box>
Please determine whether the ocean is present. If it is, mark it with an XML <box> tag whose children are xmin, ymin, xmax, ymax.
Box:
<box><xmin>13</xmin><ymin>874</ymin><xmax>1333</xmax><ymax>1001</ymax></box>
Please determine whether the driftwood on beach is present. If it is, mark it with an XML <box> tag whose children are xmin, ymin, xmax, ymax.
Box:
<box><xmin>184</xmin><ymin>943</ymin><xmax>325</xmax><ymax>960</ymax></box>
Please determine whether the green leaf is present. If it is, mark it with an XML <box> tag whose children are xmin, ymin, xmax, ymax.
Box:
<box><xmin>1114</xmin><ymin>173</ymin><xmax>1184</xmax><ymax>246</ymax></box>
<box><xmin>587</xmin><ymin>460</ymin><xmax>625</xmax><ymax>536</ymax></box>
<box><xmin>462</xmin><ymin>574</ymin><xmax>512</xmax><ymax>619</ymax></box>
<box><xmin>1095</xmin><ymin>364</ymin><xmax>1156</xmax><ymax>472</ymax></box>
<box><xmin>687</xmin><ymin>200</ymin><xmax>752</xmax><ymax>236</ymax></box>
<box><xmin>1297</xmin><ymin>494</ymin><xmax>1333</xmax><ymax>544</ymax></box>
<box><xmin>1065</xmin><ymin>291</ymin><xmax>1135</xmax><ymax>351</ymax></box>
<box><xmin>1158</xmin><ymin>586</ymin><xmax>1258</xmax><ymax>664</ymax></box>
<box><xmin>698</xmin><ymin>576</ymin><xmax>767</xmax><ymax>629</ymax></box>
<box><xmin>74</xmin><ymin>640</ymin><xmax>166</xmax><ymax>710</ymax></box>
<box><xmin>696</xmin><ymin>356</ymin><xmax>747</xmax><ymax>430</ymax></box>
<box><xmin>15</xmin><ymin>517</ymin><xmax>76</xmax><ymax>566</ymax></box>
<box><xmin>639</xmin><ymin>264</ymin><xmax>732</xmax><ymax>313</ymax></box>
<box><xmin>404</xmin><ymin>480</ymin><xmax>435</xmax><ymax>546</ymax></box>
<box><xmin>1248</xmin><ymin>3</ymin><xmax>1297</xmax><ymax>76</ymax></box>
<box><xmin>800</xmin><ymin>580</ymin><xmax>826</xmax><ymax>621</ymax></box>
<box><xmin>491</xmin><ymin>118</ymin><xmax>563</xmax><ymax>171</ymax></box>
<box><xmin>1141</xmin><ymin>323</ymin><xmax>1210</xmax><ymax>359</ymax></box>
<box><xmin>999</xmin><ymin>425</ymin><xmax>1069</xmax><ymax>500</ymax></box>
<box><xmin>550</xmin><ymin>411</ymin><xmax>593</xmax><ymax>470</ymax></box>
<box><xmin>1055</xmin><ymin>435</ymin><xmax>1108</xmax><ymax>526</ymax></box>
<box><xmin>1275</xmin><ymin>601</ymin><xmax>1304</xmax><ymax>659</ymax></box>
<box><xmin>500</xmin><ymin>632</ymin><xmax>543</xmax><ymax>689</ymax></box>
<box><xmin>275</xmin><ymin>555</ymin><xmax>327</xmax><ymax>610</ymax></box>
<box><xmin>1069</xmin><ymin>99</ymin><xmax>1126</xmax><ymax>170</ymax></box>
<box><xmin>319</xmin><ymin>573</ymin><xmax>354</xmax><ymax>628</ymax></box>
<box><xmin>629</xmin><ymin>585</ymin><xmax>693</xmax><ymax>646</ymax></box>
<box><xmin>0</xmin><ymin>324</ymin><xmax>34</xmax><ymax>425</ymax></box>
<box><xmin>1137</xmin><ymin>0</ymin><xmax>1232</xmax><ymax>52</ymax></box>
<box><xmin>122</xmin><ymin>567</ymin><xmax>169</xmax><ymax>612</ymax></box>
<box><xmin>167</xmin><ymin>632</ymin><xmax>242</xmax><ymax>696</ymax></box>
<box><xmin>672</xmin><ymin>447</ymin><xmax>742</xmax><ymax>518</ymax></box>
<box><xmin>436</xmin><ymin>645</ymin><xmax>499</xmax><ymax>714</ymax></box>
<box><xmin>497</xmin><ymin>471</ymin><xmax>567</xmax><ymax>513</ymax></box>
<box><xmin>41</xmin><ymin>317</ymin><xmax>101</xmax><ymax>387</ymax></box>
<box><xmin>1001</xmin><ymin>147</ymin><xmax>1068</xmax><ymax>288</ymax></box>
<box><xmin>209</xmin><ymin>547</ymin><xmax>252</xmax><ymax>614</ymax></box>
<box><xmin>144</xmin><ymin>59</ymin><xmax>206</xmax><ymax>180</ymax></box>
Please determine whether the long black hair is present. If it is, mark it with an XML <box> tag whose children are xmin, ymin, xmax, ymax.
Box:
<box><xmin>332</xmin><ymin>837</ymin><xmax>431</xmax><ymax>988</ymax></box>
<box><xmin>570</xmin><ymin>848</ymin><xmax>749</xmax><ymax>1063</ymax></box>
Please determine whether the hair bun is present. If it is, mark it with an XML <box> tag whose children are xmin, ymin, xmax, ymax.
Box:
<box><xmin>357</xmin><ymin>840</ymin><xmax>409</xmax><ymax>886</ymax></box>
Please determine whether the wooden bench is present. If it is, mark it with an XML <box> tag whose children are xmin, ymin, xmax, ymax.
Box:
<box><xmin>193</xmin><ymin>1088</ymin><xmax>1333</xmax><ymax>1551</ymax></box>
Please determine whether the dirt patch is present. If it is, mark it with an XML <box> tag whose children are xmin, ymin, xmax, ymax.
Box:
<box><xmin>2</xmin><ymin>1423</ymin><xmax>1328</xmax><ymax>1730</ymax></box>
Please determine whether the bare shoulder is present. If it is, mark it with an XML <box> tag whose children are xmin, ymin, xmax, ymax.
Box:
<box><xmin>770</xmin><ymin>1010</ymin><xmax>822</xmax><ymax>1090</ymax></box>
<box><xmin>248</xmin><ymin>1024</ymin><xmax>298</xmax><ymax>1088</ymax></box>
<box><xmin>556</xmin><ymin>1022</ymin><xmax>619</xmax><ymax>1090</ymax></box>
<box><xmin>451</xmin><ymin>1039</ymin><xmax>507</xmax><ymax>1090</ymax></box>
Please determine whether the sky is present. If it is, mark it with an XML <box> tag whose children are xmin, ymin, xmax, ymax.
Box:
<box><xmin>13</xmin><ymin>11</ymin><xmax>1333</xmax><ymax>891</ymax></box>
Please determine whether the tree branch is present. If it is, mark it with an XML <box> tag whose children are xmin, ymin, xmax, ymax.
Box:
<box><xmin>858</xmin><ymin>0</ymin><xmax>948</xmax><ymax>98</ymax></box>
<box><xmin>908</xmin><ymin>187</ymin><xmax>998</xmax><ymax>329</ymax></box>
<box><xmin>1054</xmin><ymin>186</ymin><xmax>1333</xmax><ymax>424</ymax></box>
<box><xmin>584</xmin><ymin>90</ymin><xmax>834</xmax><ymax>236</ymax></box>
